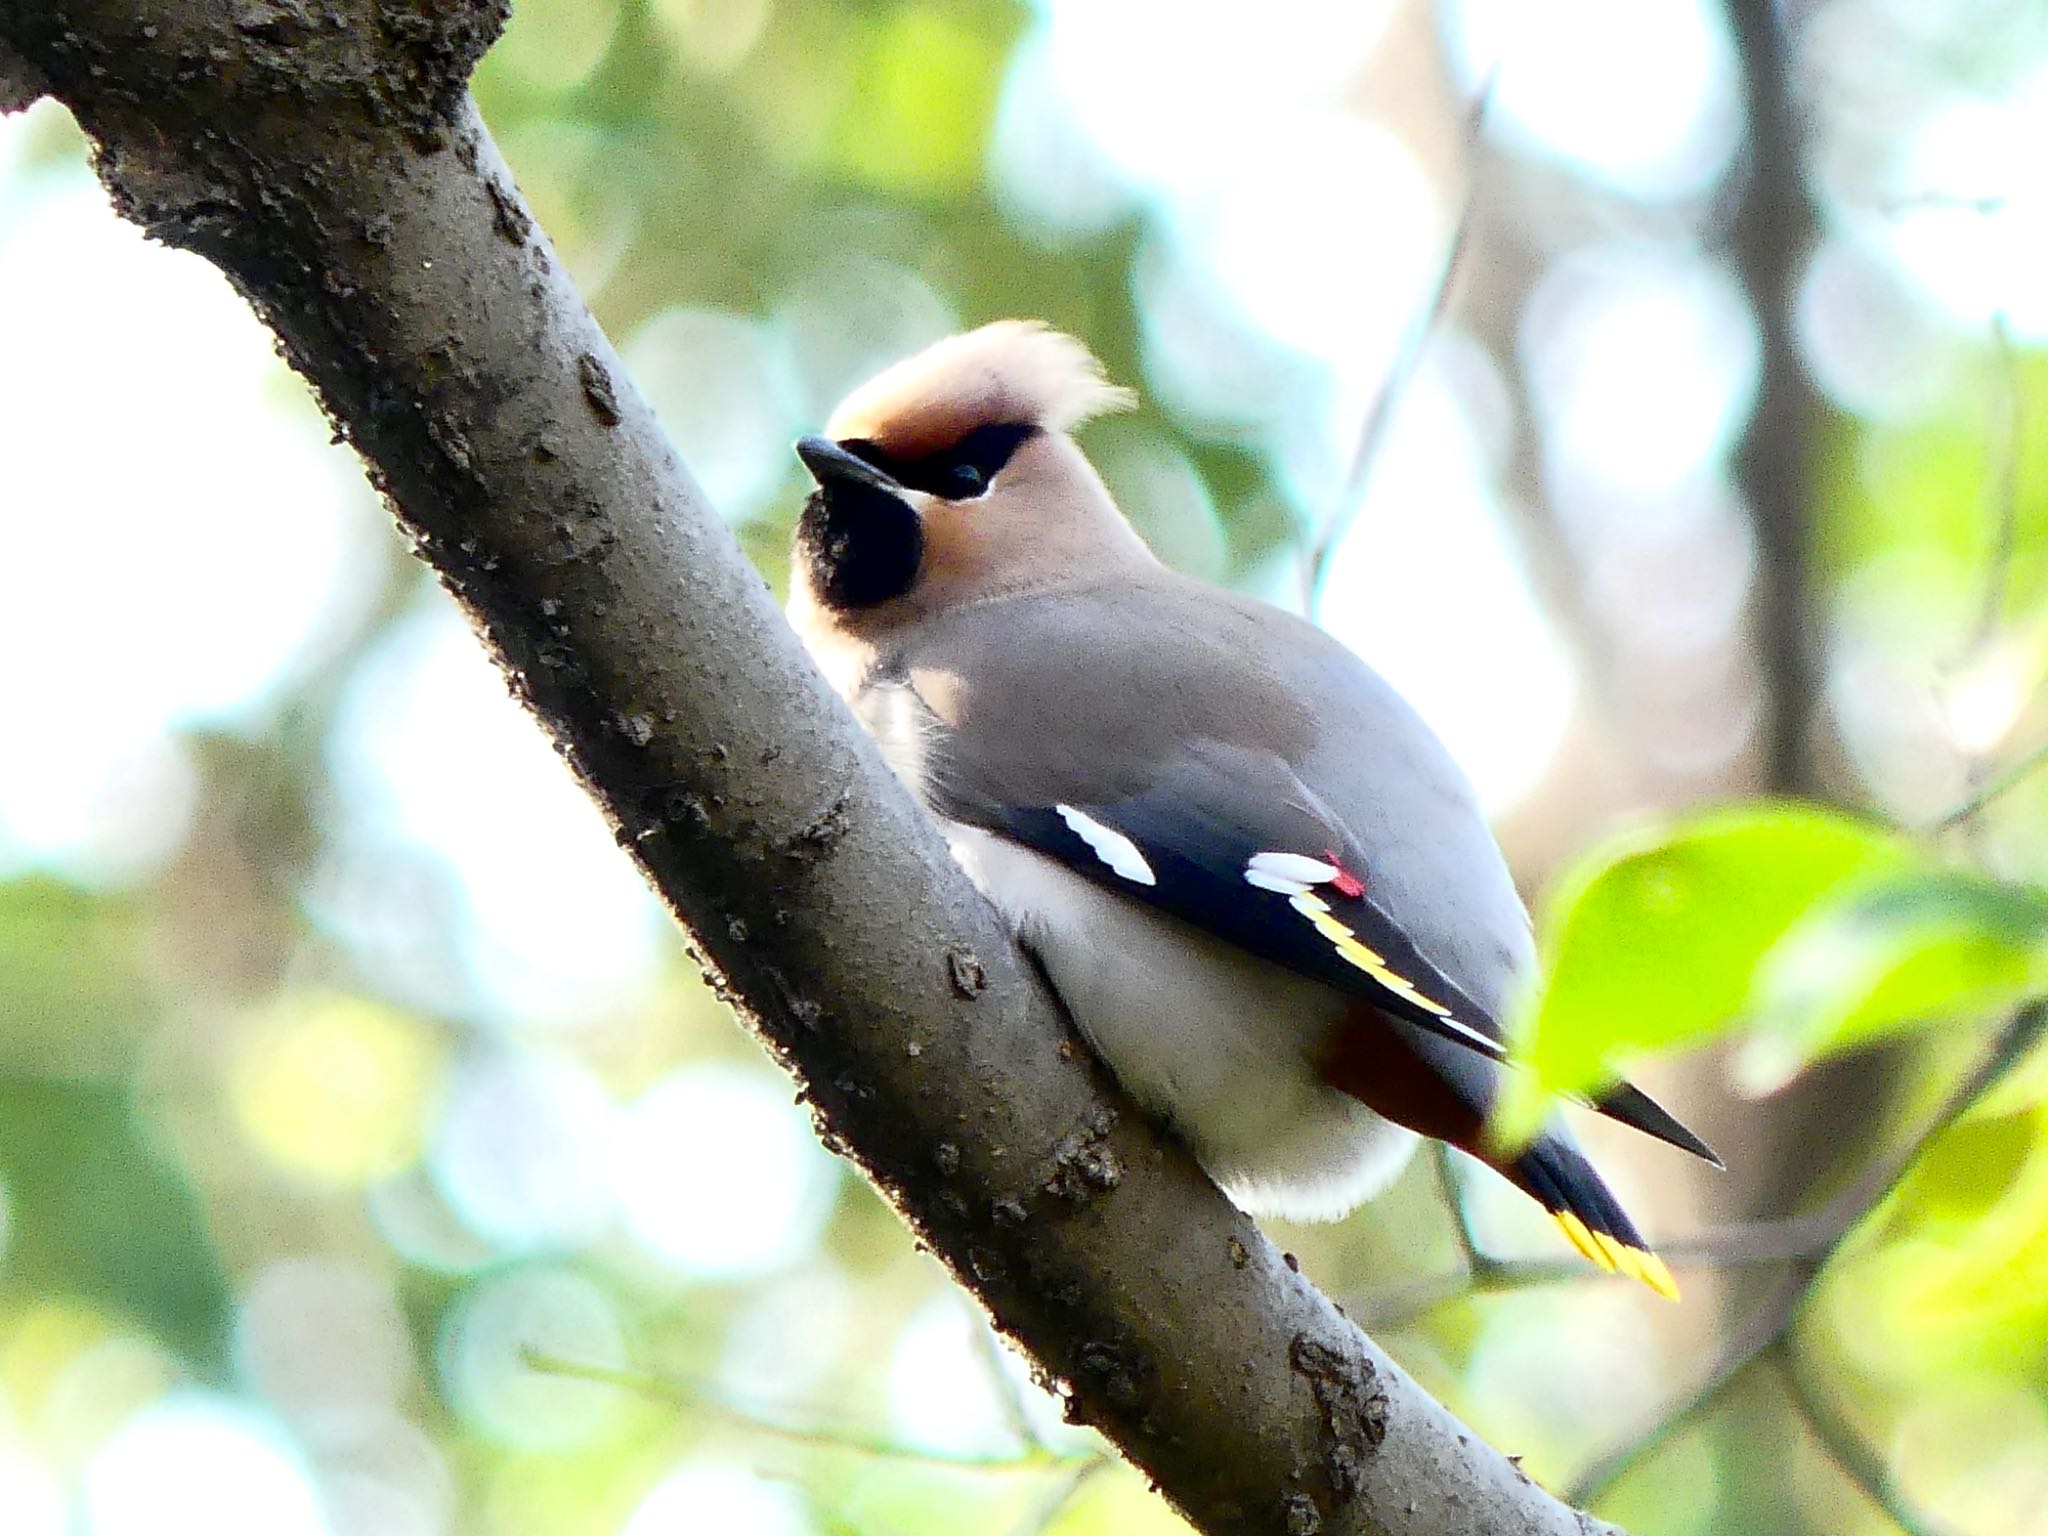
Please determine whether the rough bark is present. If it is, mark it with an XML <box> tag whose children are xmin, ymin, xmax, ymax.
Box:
<box><xmin>0</xmin><ymin>5</ymin><xmax>1626</xmax><ymax>1533</ymax></box>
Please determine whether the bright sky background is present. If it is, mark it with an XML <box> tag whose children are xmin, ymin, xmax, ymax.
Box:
<box><xmin>1</xmin><ymin>0</ymin><xmax>2042</xmax><ymax>1527</ymax></box>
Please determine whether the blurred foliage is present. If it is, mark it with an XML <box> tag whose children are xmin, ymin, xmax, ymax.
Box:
<box><xmin>3</xmin><ymin>1</ymin><xmax>2048</xmax><ymax>1535</ymax></box>
<box><xmin>1508</xmin><ymin>808</ymin><xmax>2048</xmax><ymax>1120</ymax></box>
<box><xmin>0</xmin><ymin>879</ymin><xmax>153</xmax><ymax>1078</ymax></box>
<box><xmin>1818</xmin><ymin>348</ymin><xmax>2048</xmax><ymax>644</ymax></box>
<box><xmin>1504</xmin><ymin>806</ymin><xmax>1911</xmax><ymax>1131</ymax></box>
<box><xmin>1752</xmin><ymin>870</ymin><xmax>2048</xmax><ymax>1077</ymax></box>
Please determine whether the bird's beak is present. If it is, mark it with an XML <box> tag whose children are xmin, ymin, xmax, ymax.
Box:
<box><xmin>796</xmin><ymin>435</ymin><xmax>905</xmax><ymax>496</ymax></box>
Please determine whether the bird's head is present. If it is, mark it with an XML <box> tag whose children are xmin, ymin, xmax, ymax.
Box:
<box><xmin>790</xmin><ymin>321</ymin><xmax>1152</xmax><ymax>638</ymax></box>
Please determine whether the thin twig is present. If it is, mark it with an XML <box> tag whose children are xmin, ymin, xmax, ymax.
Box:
<box><xmin>1929</xmin><ymin>735</ymin><xmax>2048</xmax><ymax>830</ymax></box>
<box><xmin>1567</xmin><ymin>1002</ymin><xmax>2048</xmax><ymax>1509</ymax></box>
<box><xmin>523</xmin><ymin>1349</ymin><xmax>1073</xmax><ymax>1473</ymax></box>
<box><xmin>1932</xmin><ymin>310</ymin><xmax>2032</xmax><ymax>850</ymax></box>
<box><xmin>1566</xmin><ymin>1268</ymin><xmax>1810</xmax><ymax>1505</ymax></box>
<box><xmin>1355</xmin><ymin>1260</ymin><xmax>1579</xmax><ymax>1332</ymax></box>
<box><xmin>1436</xmin><ymin>1143</ymin><xmax>1487</xmax><ymax>1271</ymax></box>
<box><xmin>1744</xmin><ymin>1000</ymin><xmax>2047</xmax><ymax>1262</ymax></box>
<box><xmin>1774</xmin><ymin>1338</ymin><xmax>1963</xmax><ymax>1536</ymax></box>
<box><xmin>1878</xmin><ymin>192</ymin><xmax>2007</xmax><ymax>217</ymax></box>
<box><xmin>973</xmin><ymin>1319</ymin><xmax>1051</xmax><ymax>1455</ymax></box>
<box><xmin>1969</xmin><ymin>311</ymin><xmax>2023</xmax><ymax>647</ymax></box>
<box><xmin>1008</xmin><ymin>1454</ymin><xmax>1112</xmax><ymax>1536</ymax></box>
<box><xmin>1371</xmin><ymin>1003</ymin><xmax>2047</xmax><ymax>1334</ymax></box>
<box><xmin>1354</xmin><ymin>1212</ymin><xmax>1834</xmax><ymax>1332</ymax></box>
<box><xmin>1921</xmin><ymin>1000</ymin><xmax>2048</xmax><ymax>1133</ymax></box>
<box><xmin>1304</xmin><ymin>72</ymin><xmax>1496</xmax><ymax>615</ymax></box>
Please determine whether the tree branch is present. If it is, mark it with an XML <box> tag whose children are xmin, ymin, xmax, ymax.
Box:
<box><xmin>0</xmin><ymin>3</ymin><xmax>1624</xmax><ymax>1532</ymax></box>
<box><xmin>0</xmin><ymin>29</ymin><xmax>40</xmax><ymax>112</ymax></box>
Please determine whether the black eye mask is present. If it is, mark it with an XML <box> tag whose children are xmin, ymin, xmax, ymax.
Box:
<box><xmin>839</xmin><ymin>422</ymin><xmax>1039</xmax><ymax>502</ymax></box>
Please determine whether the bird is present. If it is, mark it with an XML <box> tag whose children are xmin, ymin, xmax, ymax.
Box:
<box><xmin>786</xmin><ymin>320</ymin><xmax>1718</xmax><ymax>1298</ymax></box>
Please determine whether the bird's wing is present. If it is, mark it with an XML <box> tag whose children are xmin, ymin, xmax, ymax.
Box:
<box><xmin>893</xmin><ymin>582</ymin><xmax>1718</xmax><ymax>1166</ymax></box>
<box><xmin>946</xmin><ymin>735</ymin><xmax>1510</xmax><ymax>1058</ymax></box>
<box><xmin>935</xmin><ymin>733</ymin><xmax>1718</xmax><ymax>1164</ymax></box>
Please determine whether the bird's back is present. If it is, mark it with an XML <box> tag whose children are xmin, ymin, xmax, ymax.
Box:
<box><xmin>875</xmin><ymin>570</ymin><xmax>1535</xmax><ymax>1026</ymax></box>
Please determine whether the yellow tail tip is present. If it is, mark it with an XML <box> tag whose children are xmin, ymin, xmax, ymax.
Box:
<box><xmin>1552</xmin><ymin>1211</ymin><xmax>1614</xmax><ymax>1271</ymax></box>
<box><xmin>1550</xmin><ymin>1213</ymin><xmax>1681</xmax><ymax>1301</ymax></box>
<box><xmin>1627</xmin><ymin>1250</ymin><xmax>1681</xmax><ymax>1302</ymax></box>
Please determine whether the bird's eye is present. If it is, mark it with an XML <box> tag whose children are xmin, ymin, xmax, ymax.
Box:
<box><xmin>949</xmin><ymin>462</ymin><xmax>987</xmax><ymax>497</ymax></box>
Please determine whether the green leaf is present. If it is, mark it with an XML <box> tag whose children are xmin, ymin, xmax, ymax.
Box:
<box><xmin>0</xmin><ymin>1078</ymin><xmax>231</xmax><ymax>1366</ymax></box>
<box><xmin>1498</xmin><ymin>806</ymin><xmax>1910</xmax><ymax>1142</ymax></box>
<box><xmin>1741</xmin><ymin>871</ymin><xmax>2048</xmax><ymax>1090</ymax></box>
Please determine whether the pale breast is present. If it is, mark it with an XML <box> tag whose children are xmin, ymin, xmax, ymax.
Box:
<box><xmin>945</xmin><ymin>824</ymin><xmax>1417</xmax><ymax>1222</ymax></box>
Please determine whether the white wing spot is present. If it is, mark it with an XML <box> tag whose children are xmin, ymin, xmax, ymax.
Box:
<box><xmin>1055</xmin><ymin>805</ymin><xmax>1157</xmax><ymax>886</ymax></box>
<box><xmin>1246</xmin><ymin>870</ymin><xmax>1309</xmax><ymax>895</ymax></box>
<box><xmin>1247</xmin><ymin>851</ymin><xmax>1340</xmax><ymax>889</ymax></box>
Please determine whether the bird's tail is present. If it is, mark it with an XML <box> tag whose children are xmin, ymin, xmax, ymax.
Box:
<box><xmin>1508</xmin><ymin>1135</ymin><xmax>1679</xmax><ymax>1301</ymax></box>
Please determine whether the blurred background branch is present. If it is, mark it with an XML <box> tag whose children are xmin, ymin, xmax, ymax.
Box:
<box><xmin>1730</xmin><ymin>0</ymin><xmax>1828</xmax><ymax>799</ymax></box>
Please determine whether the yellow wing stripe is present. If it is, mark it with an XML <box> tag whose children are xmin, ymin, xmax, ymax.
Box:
<box><xmin>1551</xmin><ymin>1213</ymin><xmax>1679</xmax><ymax>1301</ymax></box>
<box><xmin>1288</xmin><ymin>893</ymin><xmax>1454</xmax><ymax>1018</ymax></box>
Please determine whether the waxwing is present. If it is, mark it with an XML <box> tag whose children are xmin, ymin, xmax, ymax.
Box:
<box><xmin>788</xmin><ymin>321</ymin><xmax>1717</xmax><ymax>1297</ymax></box>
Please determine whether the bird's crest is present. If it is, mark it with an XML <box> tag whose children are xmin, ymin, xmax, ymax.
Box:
<box><xmin>826</xmin><ymin>320</ymin><xmax>1136</xmax><ymax>460</ymax></box>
